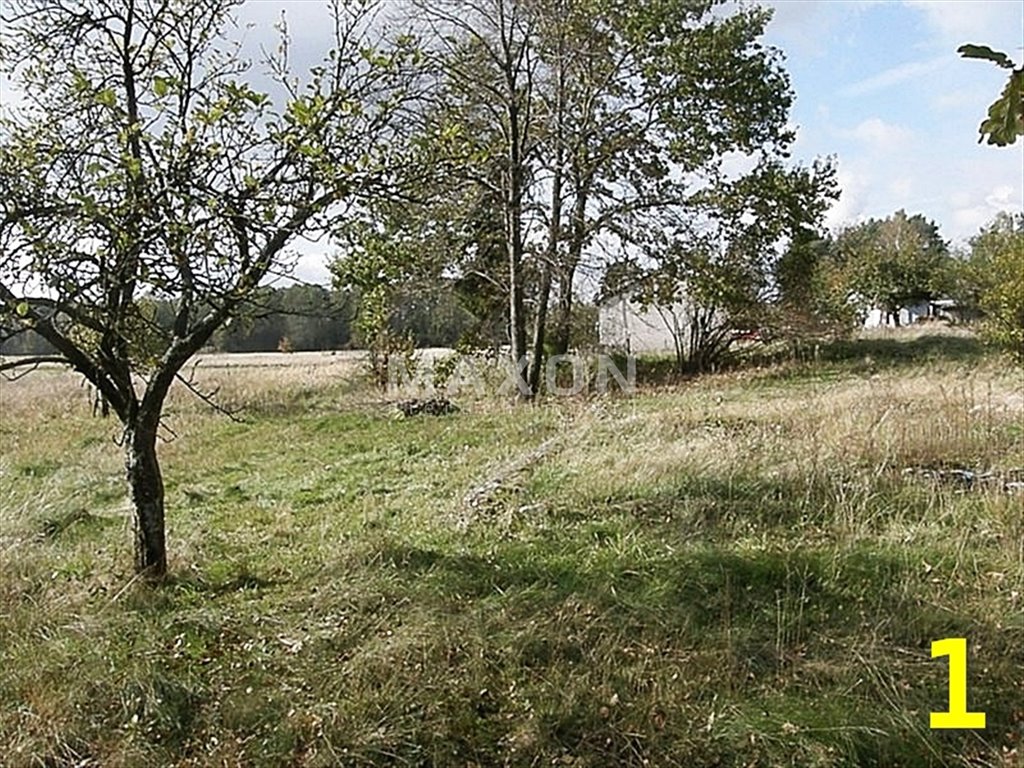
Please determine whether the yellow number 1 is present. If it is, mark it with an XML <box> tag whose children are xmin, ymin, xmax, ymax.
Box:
<box><xmin>930</xmin><ymin>638</ymin><xmax>986</xmax><ymax>729</ymax></box>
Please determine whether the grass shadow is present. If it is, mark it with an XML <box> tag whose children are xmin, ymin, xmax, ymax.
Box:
<box><xmin>313</xmin><ymin>533</ymin><xmax>1019</xmax><ymax>765</ymax></box>
<box><xmin>815</xmin><ymin>333</ymin><xmax>988</xmax><ymax>366</ymax></box>
<box><xmin>750</xmin><ymin>333</ymin><xmax>993</xmax><ymax>385</ymax></box>
<box><xmin>547</xmin><ymin>471</ymin><xmax>877</xmax><ymax>536</ymax></box>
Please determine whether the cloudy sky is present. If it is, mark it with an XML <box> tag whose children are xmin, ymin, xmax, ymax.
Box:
<box><xmin>2</xmin><ymin>0</ymin><xmax>1021</xmax><ymax>284</ymax></box>
<box><xmin>762</xmin><ymin>0</ymin><xmax>1023</xmax><ymax>241</ymax></box>
<box><xmin>247</xmin><ymin>0</ymin><xmax>1024</xmax><ymax>282</ymax></box>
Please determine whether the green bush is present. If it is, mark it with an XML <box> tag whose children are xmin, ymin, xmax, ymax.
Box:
<box><xmin>980</xmin><ymin>243</ymin><xmax>1024</xmax><ymax>361</ymax></box>
<box><xmin>962</xmin><ymin>213</ymin><xmax>1024</xmax><ymax>362</ymax></box>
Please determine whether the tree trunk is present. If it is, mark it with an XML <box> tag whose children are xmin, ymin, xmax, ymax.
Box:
<box><xmin>529</xmin><ymin>131</ymin><xmax>564</xmax><ymax>396</ymax></box>
<box><xmin>507</xmin><ymin>215</ymin><xmax>528</xmax><ymax>395</ymax></box>
<box><xmin>551</xmin><ymin>270</ymin><xmax>574</xmax><ymax>356</ymax></box>
<box><xmin>552</xmin><ymin>181</ymin><xmax>589</xmax><ymax>356</ymax></box>
<box><xmin>505</xmin><ymin>104</ymin><xmax>530</xmax><ymax>399</ymax></box>
<box><xmin>528</xmin><ymin>264</ymin><xmax>552</xmax><ymax>395</ymax></box>
<box><xmin>126</xmin><ymin>424</ymin><xmax>167</xmax><ymax>578</ymax></box>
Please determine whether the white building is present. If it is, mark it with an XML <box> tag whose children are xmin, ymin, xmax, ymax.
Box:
<box><xmin>598</xmin><ymin>293</ymin><xmax>728</xmax><ymax>354</ymax></box>
<box><xmin>861</xmin><ymin>300</ymin><xmax>935</xmax><ymax>328</ymax></box>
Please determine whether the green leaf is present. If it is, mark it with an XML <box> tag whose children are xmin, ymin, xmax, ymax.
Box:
<box><xmin>72</xmin><ymin>70</ymin><xmax>91</xmax><ymax>93</ymax></box>
<box><xmin>96</xmin><ymin>88</ymin><xmax>117</xmax><ymax>108</ymax></box>
<box><xmin>15</xmin><ymin>301</ymin><xmax>30</xmax><ymax>317</ymax></box>
<box><xmin>977</xmin><ymin>69</ymin><xmax>1023</xmax><ymax>146</ymax></box>
<box><xmin>154</xmin><ymin>77</ymin><xmax>169</xmax><ymax>98</ymax></box>
<box><xmin>957</xmin><ymin>44</ymin><xmax>1014</xmax><ymax>69</ymax></box>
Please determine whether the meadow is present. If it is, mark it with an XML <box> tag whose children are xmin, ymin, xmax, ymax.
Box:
<box><xmin>1</xmin><ymin>330</ymin><xmax>1022</xmax><ymax>767</ymax></box>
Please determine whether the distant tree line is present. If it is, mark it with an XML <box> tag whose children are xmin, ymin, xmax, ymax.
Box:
<box><xmin>0</xmin><ymin>281</ymin><xmax>545</xmax><ymax>356</ymax></box>
<box><xmin>209</xmin><ymin>284</ymin><xmax>354</xmax><ymax>353</ymax></box>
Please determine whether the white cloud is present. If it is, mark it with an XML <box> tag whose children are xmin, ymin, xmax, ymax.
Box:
<box><xmin>951</xmin><ymin>185</ymin><xmax>1022</xmax><ymax>241</ymax></box>
<box><xmin>293</xmin><ymin>252</ymin><xmax>333</xmax><ymax>286</ymax></box>
<box><xmin>952</xmin><ymin>206</ymin><xmax>1000</xmax><ymax>237</ymax></box>
<box><xmin>931</xmin><ymin>88</ymin><xmax>982</xmax><ymax>111</ymax></box>
<box><xmin>838</xmin><ymin>118</ymin><xmax>914</xmax><ymax>153</ymax></box>
<box><xmin>720</xmin><ymin>150</ymin><xmax>760</xmax><ymax>181</ymax></box>
<box><xmin>904</xmin><ymin>0</ymin><xmax>1024</xmax><ymax>51</ymax></box>
<box><xmin>0</xmin><ymin>77</ymin><xmax>27</xmax><ymax>113</ymax></box>
<box><xmin>888</xmin><ymin>176</ymin><xmax>914</xmax><ymax>200</ymax></box>
<box><xmin>766</xmin><ymin>0</ymin><xmax>1023</xmax><ymax>243</ymax></box>
<box><xmin>949</xmin><ymin>190</ymin><xmax>973</xmax><ymax>209</ymax></box>
<box><xmin>279</xmin><ymin>233</ymin><xmax>336</xmax><ymax>286</ymax></box>
<box><xmin>762</xmin><ymin>1</ymin><xmax>832</xmax><ymax>56</ymax></box>
<box><xmin>764</xmin><ymin>0</ymin><xmax>889</xmax><ymax>57</ymax></box>
<box><xmin>986</xmin><ymin>185</ymin><xmax>1016</xmax><ymax>207</ymax></box>
<box><xmin>841</xmin><ymin>55</ymin><xmax>950</xmax><ymax>97</ymax></box>
<box><xmin>825</xmin><ymin>162</ymin><xmax>871</xmax><ymax>231</ymax></box>
<box><xmin>262</xmin><ymin>237</ymin><xmax>335</xmax><ymax>287</ymax></box>
<box><xmin>819</xmin><ymin>148</ymin><xmax>1023</xmax><ymax>242</ymax></box>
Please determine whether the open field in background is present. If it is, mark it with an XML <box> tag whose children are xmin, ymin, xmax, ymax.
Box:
<box><xmin>0</xmin><ymin>348</ymin><xmax>451</xmax><ymax>421</ymax></box>
<box><xmin>1</xmin><ymin>329</ymin><xmax>1022</xmax><ymax>767</ymax></box>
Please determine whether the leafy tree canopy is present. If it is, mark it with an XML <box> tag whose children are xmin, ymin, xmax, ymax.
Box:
<box><xmin>834</xmin><ymin>209</ymin><xmax>949</xmax><ymax>324</ymax></box>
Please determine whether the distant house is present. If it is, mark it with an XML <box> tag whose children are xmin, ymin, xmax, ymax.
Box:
<box><xmin>597</xmin><ymin>292</ymin><xmax>727</xmax><ymax>354</ymax></box>
<box><xmin>598</xmin><ymin>294</ymin><xmax>677</xmax><ymax>353</ymax></box>
<box><xmin>861</xmin><ymin>299</ymin><xmax>962</xmax><ymax>328</ymax></box>
<box><xmin>861</xmin><ymin>301</ymin><xmax>932</xmax><ymax>329</ymax></box>
<box><xmin>930</xmin><ymin>298</ymin><xmax>974</xmax><ymax>325</ymax></box>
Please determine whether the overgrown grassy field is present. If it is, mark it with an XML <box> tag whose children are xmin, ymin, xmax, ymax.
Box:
<box><xmin>1</xmin><ymin>331</ymin><xmax>1022</xmax><ymax>767</ymax></box>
